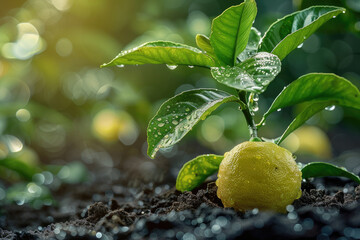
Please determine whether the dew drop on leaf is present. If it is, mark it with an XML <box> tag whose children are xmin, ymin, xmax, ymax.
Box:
<box><xmin>172</xmin><ymin>120</ymin><xmax>179</xmax><ymax>125</ymax></box>
<box><xmin>158</xmin><ymin>123</ymin><xmax>165</xmax><ymax>127</ymax></box>
<box><xmin>116</xmin><ymin>64</ymin><xmax>125</xmax><ymax>68</ymax></box>
<box><xmin>166</xmin><ymin>64</ymin><xmax>178</xmax><ymax>70</ymax></box>
<box><xmin>325</xmin><ymin>105</ymin><xmax>336</xmax><ymax>111</ymax></box>
<box><xmin>297</xmin><ymin>43</ymin><xmax>303</xmax><ymax>49</ymax></box>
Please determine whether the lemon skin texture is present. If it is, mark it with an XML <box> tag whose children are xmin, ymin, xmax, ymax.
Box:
<box><xmin>216</xmin><ymin>141</ymin><xmax>302</xmax><ymax>213</ymax></box>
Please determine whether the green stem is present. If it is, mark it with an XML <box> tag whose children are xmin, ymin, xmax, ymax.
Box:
<box><xmin>238</xmin><ymin>91</ymin><xmax>258</xmax><ymax>139</ymax></box>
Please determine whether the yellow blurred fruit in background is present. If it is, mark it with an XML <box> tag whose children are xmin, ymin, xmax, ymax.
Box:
<box><xmin>92</xmin><ymin>109</ymin><xmax>139</xmax><ymax>145</ymax></box>
<box><xmin>281</xmin><ymin>125</ymin><xmax>332</xmax><ymax>159</ymax></box>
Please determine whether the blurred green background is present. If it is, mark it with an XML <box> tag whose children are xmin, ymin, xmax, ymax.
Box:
<box><xmin>0</xmin><ymin>0</ymin><xmax>359</xmax><ymax>207</ymax></box>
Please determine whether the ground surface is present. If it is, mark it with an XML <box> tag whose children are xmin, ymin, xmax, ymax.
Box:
<box><xmin>1</xmin><ymin>143</ymin><xmax>360</xmax><ymax>240</ymax></box>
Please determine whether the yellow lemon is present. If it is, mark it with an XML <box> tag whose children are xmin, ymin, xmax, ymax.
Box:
<box><xmin>216</xmin><ymin>141</ymin><xmax>302</xmax><ymax>213</ymax></box>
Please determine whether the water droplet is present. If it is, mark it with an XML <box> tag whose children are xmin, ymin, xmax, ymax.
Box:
<box><xmin>277</xmin><ymin>108</ymin><xmax>282</xmax><ymax>112</ymax></box>
<box><xmin>332</xmin><ymin>16</ymin><xmax>336</xmax><ymax>18</ymax></box>
<box><xmin>166</xmin><ymin>64</ymin><xmax>178</xmax><ymax>70</ymax></box>
<box><xmin>116</xmin><ymin>64</ymin><xmax>125</xmax><ymax>68</ymax></box>
<box><xmin>250</xmin><ymin>100</ymin><xmax>259</xmax><ymax>112</ymax></box>
<box><xmin>342</xmin><ymin>10</ymin><xmax>346</xmax><ymax>14</ymax></box>
<box><xmin>325</xmin><ymin>105</ymin><xmax>335</xmax><ymax>111</ymax></box>
<box><xmin>185</xmin><ymin>108</ymin><xmax>190</xmax><ymax>112</ymax></box>
<box><xmin>157</xmin><ymin>118</ymin><xmax>162</xmax><ymax>121</ymax></box>
<box><xmin>188</xmin><ymin>65</ymin><xmax>194</xmax><ymax>68</ymax></box>
<box><xmin>297</xmin><ymin>43</ymin><xmax>303</xmax><ymax>49</ymax></box>
<box><xmin>172</xmin><ymin>120</ymin><xmax>179</xmax><ymax>125</ymax></box>
<box><xmin>158</xmin><ymin>123</ymin><xmax>165</xmax><ymax>127</ymax></box>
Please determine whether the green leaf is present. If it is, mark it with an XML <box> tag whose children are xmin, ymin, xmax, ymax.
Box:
<box><xmin>259</xmin><ymin>6</ymin><xmax>345</xmax><ymax>60</ymax></box>
<box><xmin>238</xmin><ymin>27</ymin><xmax>262</xmax><ymax>62</ymax></box>
<box><xmin>210</xmin><ymin>52</ymin><xmax>281</xmax><ymax>93</ymax></box>
<box><xmin>301</xmin><ymin>162</ymin><xmax>360</xmax><ymax>184</ymax></box>
<box><xmin>0</xmin><ymin>158</ymin><xmax>40</xmax><ymax>181</ymax></box>
<box><xmin>101</xmin><ymin>41</ymin><xmax>215</xmax><ymax>68</ymax></box>
<box><xmin>176</xmin><ymin>154</ymin><xmax>223</xmax><ymax>192</ymax></box>
<box><xmin>195</xmin><ymin>34</ymin><xmax>220</xmax><ymax>66</ymax></box>
<box><xmin>262</xmin><ymin>73</ymin><xmax>360</xmax><ymax>124</ymax></box>
<box><xmin>196</xmin><ymin>34</ymin><xmax>215</xmax><ymax>56</ymax></box>
<box><xmin>210</xmin><ymin>0</ymin><xmax>257</xmax><ymax>66</ymax></box>
<box><xmin>147</xmin><ymin>89</ymin><xmax>239</xmax><ymax>158</ymax></box>
<box><xmin>276</xmin><ymin>101</ymin><xmax>335</xmax><ymax>144</ymax></box>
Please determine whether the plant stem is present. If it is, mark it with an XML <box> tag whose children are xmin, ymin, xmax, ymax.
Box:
<box><xmin>238</xmin><ymin>91</ymin><xmax>258</xmax><ymax>139</ymax></box>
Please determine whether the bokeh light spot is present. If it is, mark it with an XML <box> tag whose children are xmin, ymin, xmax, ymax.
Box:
<box><xmin>56</xmin><ymin>38</ymin><xmax>73</xmax><ymax>57</ymax></box>
<box><xmin>201</xmin><ymin>115</ymin><xmax>225</xmax><ymax>143</ymax></box>
<box><xmin>16</xmin><ymin>109</ymin><xmax>31</xmax><ymax>122</ymax></box>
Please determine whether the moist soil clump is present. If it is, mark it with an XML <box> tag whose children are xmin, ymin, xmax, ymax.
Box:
<box><xmin>1</xmin><ymin>178</ymin><xmax>360</xmax><ymax>240</ymax></box>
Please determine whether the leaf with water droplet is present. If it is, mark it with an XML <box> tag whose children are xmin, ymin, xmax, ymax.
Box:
<box><xmin>237</xmin><ymin>27</ymin><xmax>262</xmax><ymax>62</ymax></box>
<box><xmin>210</xmin><ymin>52</ymin><xmax>281</xmax><ymax>93</ymax></box>
<box><xmin>260</xmin><ymin>73</ymin><xmax>360</xmax><ymax>138</ymax></box>
<box><xmin>101</xmin><ymin>41</ymin><xmax>215</xmax><ymax>68</ymax></box>
<box><xmin>275</xmin><ymin>101</ymin><xmax>336</xmax><ymax>144</ymax></box>
<box><xmin>176</xmin><ymin>154</ymin><xmax>223</xmax><ymax>192</ymax></box>
<box><xmin>210</xmin><ymin>0</ymin><xmax>257</xmax><ymax>66</ymax></box>
<box><xmin>301</xmin><ymin>162</ymin><xmax>360</xmax><ymax>184</ymax></box>
<box><xmin>147</xmin><ymin>89</ymin><xmax>239</xmax><ymax>158</ymax></box>
<box><xmin>259</xmin><ymin>6</ymin><xmax>345</xmax><ymax>60</ymax></box>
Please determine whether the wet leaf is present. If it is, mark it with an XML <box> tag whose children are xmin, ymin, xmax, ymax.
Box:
<box><xmin>101</xmin><ymin>41</ymin><xmax>215</xmax><ymax>68</ymax></box>
<box><xmin>301</xmin><ymin>162</ymin><xmax>360</xmax><ymax>184</ymax></box>
<box><xmin>210</xmin><ymin>0</ymin><xmax>257</xmax><ymax>66</ymax></box>
<box><xmin>259</xmin><ymin>6</ymin><xmax>345</xmax><ymax>60</ymax></box>
<box><xmin>147</xmin><ymin>89</ymin><xmax>239</xmax><ymax>158</ymax></box>
<box><xmin>276</xmin><ymin>101</ymin><xmax>335</xmax><ymax>144</ymax></box>
<box><xmin>261</xmin><ymin>73</ymin><xmax>360</xmax><ymax>125</ymax></box>
<box><xmin>237</xmin><ymin>27</ymin><xmax>262</xmax><ymax>62</ymax></box>
<box><xmin>176</xmin><ymin>154</ymin><xmax>223</xmax><ymax>192</ymax></box>
<box><xmin>211</xmin><ymin>52</ymin><xmax>281</xmax><ymax>93</ymax></box>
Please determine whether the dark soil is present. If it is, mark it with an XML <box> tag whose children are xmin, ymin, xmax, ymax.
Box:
<box><xmin>1</xmin><ymin>143</ymin><xmax>360</xmax><ymax>239</ymax></box>
<box><xmin>1</xmin><ymin>178</ymin><xmax>360</xmax><ymax>240</ymax></box>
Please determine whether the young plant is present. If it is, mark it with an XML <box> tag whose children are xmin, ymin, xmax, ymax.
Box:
<box><xmin>102</xmin><ymin>0</ymin><xmax>360</xmax><ymax>211</ymax></box>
